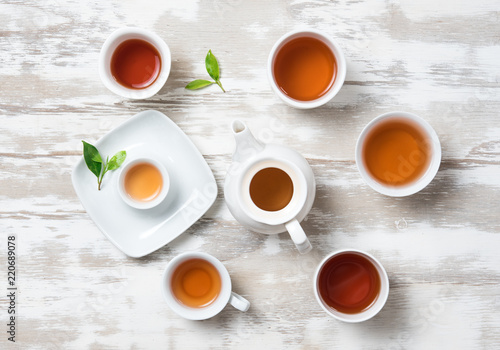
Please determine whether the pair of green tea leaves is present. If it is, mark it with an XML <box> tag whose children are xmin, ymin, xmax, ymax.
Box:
<box><xmin>185</xmin><ymin>50</ymin><xmax>225</xmax><ymax>92</ymax></box>
<box><xmin>82</xmin><ymin>141</ymin><xmax>126</xmax><ymax>190</ymax></box>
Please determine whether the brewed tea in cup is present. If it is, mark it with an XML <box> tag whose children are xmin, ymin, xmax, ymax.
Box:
<box><xmin>240</xmin><ymin>159</ymin><xmax>312</xmax><ymax>254</ymax></box>
<box><xmin>355</xmin><ymin>111</ymin><xmax>441</xmax><ymax>197</ymax></box>
<box><xmin>111</xmin><ymin>39</ymin><xmax>161</xmax><ymax>90</ymax></box>
<box><xmin>99</xmin><ymin>27</ymin><xmax>171</xmax><ymax>99</ymax></box>
<box><xmin>249</xmin><ymin>167</ymin><xmax>294</xmax><ymax>211</ymax></box>
<box><xmin>267</xmin><ymin>29</ymin><xmax>346</xmax><ymax>109</ymax></box>
<box><xmin>162</xmin><ymin>252</ymin><xmax>250</xmax><ymax>320</ymax></box>
<box><xmin>117</xmin><ymin>157</ymin><xmax>169</xmax><ymax>210</ymax></box>
<box><xmin>314</xmin><ymin>250</ymin><xmax>389</xmax><ymax>323</ymax></box>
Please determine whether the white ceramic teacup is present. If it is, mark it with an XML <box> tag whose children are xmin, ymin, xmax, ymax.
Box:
<box><xmin>355</xmin><ymin>111</ymin><xmax>442</xmax><ymax>197</ymax></box>
<box><xmin>314</xmin><ymin>249</ymin><xmax>389</xmax><ymax>323</ymax></box>
<box><xmin>267</xmin><ymin>28</ymin><xmax>346</xmax><ymax>109</ymax></box>
<box><xmin>117</xmin><ymin>157</ymin><xmax>170</xmax><ymax>210</ymax></box>
<box><xmin>162</xmin><ymin>252</ymin><xmax>250</xmax><ymax>320</ymax></box>
<box><xmin>99</xmin><ymin>27</ymin><xmax>171</xmax><ymax>99</ymax></box>
<box><xmin>238</xmin><ymin>159</ymin><xmax>312</xmax><ymax>254</ymax></box>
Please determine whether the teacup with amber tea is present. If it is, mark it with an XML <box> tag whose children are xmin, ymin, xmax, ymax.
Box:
<box><xmin>117</xmin><ymin>157</ymin><xmax>169</xmax><ymax>209</ymax></box>
<box><xmin>162</xmin><ymin>252</ymin><xmax>250</xmax><ymax>320</ymax></box>
<box><xmin>267</xmin><ymin>29</ymin><xmax>346</xmax><ymax>109</ymax></box>
<box><xmin>355</xmin><ymin>111</ymin><xmax>441</xmax><ymax>197</ymax></box>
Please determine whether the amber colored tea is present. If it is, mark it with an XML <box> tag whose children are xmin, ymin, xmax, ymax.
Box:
<box><xmin>273</xmin><ymin>36</ymin><xmax>337</xmax><ymax>101</ymax></box>
<box><xmin>250</xmin><ymin>167</ymin><xmax>293</xmax><ymax>211</ymax></box>
<box><xmin>111</xmin><ymin>39</ymin><xmax>161</xmax><ymax>89</ymax></box>
<box><xmin>362</xmin><ymin>119</ymin><xmax>431</xmax><ymax>186</ymax></box>
<box><xmin>124</xmin><ymin>162</ymin><xmax>163</xmax><ymax>202</ymax></box>
<box><xmin>171</xmin><ymin>259</ymin><xmax>222</xmax><ymax>308</ymax></box>
<box><xmin>318</xmin><ymin>253</ymin><xmax>381</xmax><ymax>314</ymax></box>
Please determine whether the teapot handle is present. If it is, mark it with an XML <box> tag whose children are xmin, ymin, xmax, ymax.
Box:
<box><xmin>285</xmin><ymin>219</ymin><xmax>312</xmax><ymax>254</ymax></box>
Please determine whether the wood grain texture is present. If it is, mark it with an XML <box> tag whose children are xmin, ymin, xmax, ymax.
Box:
<box><xmin>1</xmin><ymin>0</ymin><xmax>499</xmax><ymax>349</ymax></box>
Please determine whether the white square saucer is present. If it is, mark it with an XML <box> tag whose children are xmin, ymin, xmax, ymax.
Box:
<box><xmin>72</xmin><ymin>110</ymin><xmax>217</xmax><ymax>257</ymax></box>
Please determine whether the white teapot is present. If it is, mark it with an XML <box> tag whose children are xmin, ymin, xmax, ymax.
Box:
<box><xmin>224</xmin><ymin>120</ymin><xmax>316</xmax><ymax>254</ymax></box>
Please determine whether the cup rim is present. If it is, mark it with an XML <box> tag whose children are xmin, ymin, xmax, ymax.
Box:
<box><xmin>267</xmin><ymin>28</ymin><xmax>347</xmax><ymax>109</ymax></box>
<box><xmin>313</xmin><ymin>249</ymin><xmax>390</xmax><ymax>323</ymax></box>
<box><xmin>98</xmin><ymin>27</ymin><xmax>171</xmax><ymax>99</ymax></box>
<box><xmin>117</xmin><ymin>157</ymin><xmax>170</xmax><ymax>210</ymax></box>
<box><xmin>237</xmin><ymin>158</ymin><xmax>308</xmax><ymax>226</ymax></box>
<box><xmin>355</xmin><ymin>111</ymin><xmax>442</xmax><ymax>197</ymax></box>
<box><xmin>161</xmin><ymin>252</ymin><xmax>232</xmax><ymax>320</ymax></box>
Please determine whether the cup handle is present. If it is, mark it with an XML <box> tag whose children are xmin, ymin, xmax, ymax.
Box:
<box><xmin>229</xmin><ymin>292</ymin><xmax>250</xmax><ymax>312</ymax></box>
<box><xmin>285</xmin><ymin>218</ymin><xmax>312</xmax><ymax>254</ymax></box>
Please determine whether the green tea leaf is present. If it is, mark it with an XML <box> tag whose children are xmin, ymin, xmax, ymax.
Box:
<box><xmin>205</xmin><ymin>50</ymin><xmax>219</xmax><ymax>81</ymax></box>
<box><xmin>185</xmin><ymin>79</ymin><xmax>214</xmax><ymax>90</ymax></box>
<box><xmin>216</xmin><ymin>80</ymin><xmax>226</xmax><ymax>93</ymax></box>
<box><xmin>82</xmin><ymin>141</ymin><xmax>102</xmax><ymax>178</ymax></box>
<box><xmin>187</xmin><ymin>50</ymin><xmax>225</xmax><ymax>93</ymax></box>
<box><xmin>107</xmin><ymin>151</ymin><xmax>127</xmax><ymax>170</ymax></box>
<box><xmin>82</xmin><ymin>141</ymin><xmax>126</xmax><ymax>190</ymax></box>
<box><xmin>92</xmin><ymin>153</ymin><xmax>103</xmax><ymax>163</ymax></box>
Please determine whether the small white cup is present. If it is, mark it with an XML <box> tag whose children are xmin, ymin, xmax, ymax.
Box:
<box><xmin>162</xmin><ymin>252</ymin><xmax>250</xmax><ymax>320</ymax></box>
<box><xmin>314</xmin><ymin>249</ymin><xmax>389</xmax><ymax>323</ymax></box>
<box><xmin>99</xmin><ymin>27</ymin><xmax>171</xmax><ymax>99</ymax></box>
<box><xmin>238</xmin><ymin>159</ymin><xmax>312</xmax><ymax>254</ymax></box>
<box><xmin>355</xmin><ymin>111</ymin><xmax>442</xmax><ymax>197</ymax></box>
<box><xmin>117</xmin><ymin>157</ymin><xmax>170</xmax><ymax>210</ymax></box>
<box><xmin>267</xmin><ymin>29</ymin><xmax>346</xmax><ymax>109</ymax></box>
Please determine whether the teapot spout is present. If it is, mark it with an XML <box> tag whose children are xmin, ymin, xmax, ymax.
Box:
<box><xmin>231</xmin><ymin>120</ymin><xmax>264</xmax><ymax>162</ymax></box>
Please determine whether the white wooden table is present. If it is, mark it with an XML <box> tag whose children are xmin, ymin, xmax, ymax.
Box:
<box><xmin>1</xmin><ymin>0</ymin><xmax>500</xmax><ymax>349</ymax></box>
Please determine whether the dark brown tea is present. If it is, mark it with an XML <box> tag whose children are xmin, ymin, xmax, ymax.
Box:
<box><xmin>318</xmin><ymin>253</ymin><xmax>381</xmax><ymax>314</ymax></box>
<box><xmin>250</xmin><ymin>167</ymin><xmax>293</xmax><ymax>211</ymax></box>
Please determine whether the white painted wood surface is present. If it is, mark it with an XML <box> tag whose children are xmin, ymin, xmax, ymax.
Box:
<box><xmin>1</xmin><ymin>0</ymin><xmax>500</xmax><ymax>348</ymax></box>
